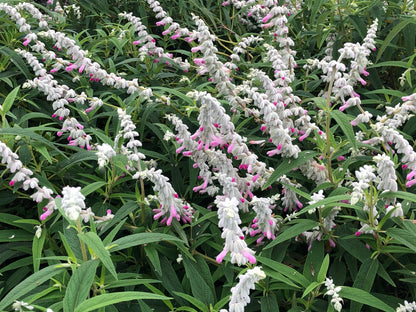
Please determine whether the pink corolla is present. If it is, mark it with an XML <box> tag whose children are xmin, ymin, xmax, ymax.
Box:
<box><xmin>193</xmin><ymin>58</ymin><xmax>205</xmax><ymax>66</ymax></box>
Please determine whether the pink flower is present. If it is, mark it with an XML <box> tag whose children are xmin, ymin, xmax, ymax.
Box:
<box><xmin>193</xmin><ymin>58</ymin><xmax>205</xmax><ymax>66</ymax></box>
<box><xmin>262</xmin><ymin>13</ymin><xmax>273</xmax><ymax>23</ymax></box>
<box><xmin>216</xmin><ymin>249</ymin><xmax>228</xmax><ymax>263</ymax></box>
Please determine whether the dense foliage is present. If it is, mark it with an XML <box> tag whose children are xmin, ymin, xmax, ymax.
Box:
<box><xmin>1</xmin><ymin>0</ymin><xmax>416</xmax><ymax>311</ymax></box>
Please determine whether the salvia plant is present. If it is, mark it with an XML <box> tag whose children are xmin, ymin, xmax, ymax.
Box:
<box><xmin>0</xmin><ymin>0</ymin><xmax>416</xmax><ymax>311</ymax></box>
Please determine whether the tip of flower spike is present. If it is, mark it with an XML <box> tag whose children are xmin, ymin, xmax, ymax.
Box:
<box><xmin>9</xmin><ymin>181</ymin><xmax>15</xmax><ymax>186</ymax></box>
<box><xmin>355</xmin><ymin>231</ymin><xmax>361</xmax><ymax>237</ymax></box>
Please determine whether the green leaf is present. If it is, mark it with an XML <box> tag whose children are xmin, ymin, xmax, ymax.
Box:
<box><xmin>32</xmin><ymin>227</ymin><xmax>46</xmax><ymax>272</ymax></box>
<box><xmin>63</xmin><ymin>260</ymin><xmax>99</xmax><ymax>312</ymax></box>
<box><xmin>330</xmin><ymin>110</ymin><xmax>357</xmax><ymax>151</ymax></box>
<box><xmin>110</xmin><ymin>233</ymin><xmax>184</xmax><ymax>251</ymax></box>
<box><xmin>317</xmin><ymin>254</ymin><xmax>330</xmax><ymax>283</ymax></box>
<box><xmin>31</xmin><ymin>141</ymin><xmax>53</xmax><ymax>164</ymax></box>
<box><xmin>350</xmin><ymin>259</ymin><xmax>379</xmax><ymax>312</ymax></box>
<box><xmin>309</xmin><ymin>0</ymin><xmax>326</xmax><ymax>25</ymax></box>
<box><xmin>262</xmin><ymin>268</ymin><xmax>300</xmax><ymax>289</ymax></box>
<box><xmin>264</xmin><ymin>219</ymin><xmax>318</xmax><ymax>250</ymax></box>
<box><xmin>257</xmin><ymin>256</ymin><xmax>310</xmax><ymax>288</ymax></box>
<box><xmin>339</xmin><ymin>286</ymin><xmax>395</xmax><ymax>312</ymax></box>
<box><xmin>102</xmin><ymin>219</ymin><xmax>126</xmax><ymax>246</ymax></box>
<box><xmin>182</xmin><ymin>256</ymin><xmax>215</xmax><ymax>306</ymax></box>
<box><xmin>0</xmin><ymin>86</ymin><xmax>19</xmax><ymax>117</ymax></box>
<box><xmin>80</xmin><ymin>181</ymin><xmax>107</xmax><ymax>196</ymax></box>
<box><xmin>99</xmin><ymin>201</ymin><xmax>137</xmax><ymax>234</ymax></box>
<box><xmin>74</xmin><ymin>292</ymin><xmax>171</xmax><ymax>312</ymax></box>
<box><xmin>386</xmin><ymin>227</ymin><xmax>416</xmax><ymax>253</ymax></box>
<box><xmin>173</xmin><ymin>292</ymin><xmax>209</xmax><ymax>312</ymax></box>
<box><xmin>302</xmin><ymin>281</ymin><xmax>321</xmax><ymax>299</ymax></box>
<box><xmin>59</xmin><ymin>231</ymin><xmax>77</xmax><ymax>263</ymax></box>
<box><xmin>0</xmin><ymin>213</ymin><xmax>36</xmax><ymax>232</ymax></box>
<box><xmin>381</xmin><ymin>191</ymin><xmax>416</xmax><ymax>204</ymax></box>
<box><xmin>105</xmin><ymin>278</ymin><xmax>160</xmax><ymax>289</ymax></box>
<box><xmin>0</xmin><ymin>265</ymin><xmax>65</xmax><ymax>311</ymax></box>
<box><xmin>263</xmin><ymin>151</ymin><xmax>319</xmax><ymax>189</ymax></box>
<box><xmin>0</xmin><ymin>230</ymin><xmax>33</xmax><ymax>242</ymax></box>
<box><xmin>367</xmin><ymin>61</ymin><xmax>409</xmax><ymax>68</ymax></box>
<box><xmin>376</xmin><ymin>18</ymin><xmax>416</xmax><ymax>62</ymax></box>
<box><xmin>261</xmin><ymin>295</ymin><xmax>279</xmax><ymax>312</ymax></box>
<box><xmin>154</xmin><ymin>256</ymin><xmax>187</xmax><ymax>306</ymax></box>
<box><xmin>145</xmin><ymin>245</ymin><xmax>161</xmax><ymax>275</ymax></box>
<box><xmin>0</xmin><ymin>128</ymin><xmax>65</xmax><ymax>157</ymax></box>
<box><xmin>214</xmin><ymin>295</ymin><xmax>231</xmax><ymax>311</ymax></box>
<box><xmin>0</xmin><ymin>47</ymin><xmax>32</xmax><ymax>79</ymax></box>
<box><xmin>78</xmin><ymin>232</ymin><xmax>117</xmax><ymax>280</ymax></box>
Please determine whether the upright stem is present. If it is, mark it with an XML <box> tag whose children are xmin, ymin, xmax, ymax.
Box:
<box><xmin>76</xmin><ymin>219</ymin><xmax>88</xmax><ymax>262</ymax></box>
<box><xmin>134</xmin><ymin>146</ymin><xmax>146</xmax><ymax>224</ymax></box>
<box><xmin>325</xmin><ymin>66</ymin><xmax>337</xmax><ymax>184</ymax></box>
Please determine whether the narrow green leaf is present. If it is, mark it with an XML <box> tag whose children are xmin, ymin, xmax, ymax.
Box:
<box><xmin>0</xmin><ymin>128</ymin><xmax>65</xmax><ymax>157</ymax></box>
<box><xmin>0</xmin><ymin>213</ymin><xmax>36</xmax><ymax>232</ymax></box>
<box><xmin>0</xmin><ymin>257</ymin><xmax>32</xmax><ymax>274</ymax></box>
<box><xmin>173</xmin><ymin>292</ymin><xmax>209</xmax><ymax>312</ymax></box>
<box><xmin>102</xmin><ymin>219</ymin><xmax>126</xmax><ymax>246</ymax></box>
<box><xmin>263</xmin><ymin>151</ymin><xmax>318</xmax><ymax>189</ymax></box>
<box><xmin>144</xmin><ymin>282</ymin><xmax>175</xmax><ymax>310</ymax></box>
<box><xmin>0</xmin><ymin>86</ymin><xmax>20</xmax><ymax>117</ymax></box>
<box><xmin>105</xmin><ymin>278</ymin><xmax>160</xmax><ymax>289</ymax></box>
<box><xmin>80</xmin><ymin>181</ymin><xmax>107</xmax><ymax>196</ymax></box>
<box><xmin>32</xmin><ymin>227</ymin><xmax>46</xmax><ymax>272</ymax></box>
<box><xmin>261</xmin><ymin>295</ymin><xmax>279</xmax><ymax>312</ymax></box>
<box><xmin>182</xmin><ymin>256</ymin><xmax>215</xmax><ymax>305</ymax></box>
<box><xmin>386</xmin><ymin>227</ymin><xmax>416</xmax><ymax>253</ymax></box>
<box><xmin>145</xmin><ymin>245</ymin><xmax>161</xmax><ymax>275</ymax></box>
<box><xmin>368</xmin><ymin>61</ymin><xmax>409</xmax><ymax>68</ymax></box>
<box><xmin>99</xmin><ymin>201</ymin><xmax>137</xmax><ymax>234</ymax></box>
<box><xmin>74</xmin><ymin>292</ymin><xmax>171</xmax><ymax>312</ymax></box>
<box><xmin>330</xmin><ymin>110</ymin><xmax>357</xmax><ymax>151</ymax></box>
<box><xmin>262</xmin><ymin>268</ymin><xmax>300</xmax><ymax>288</ymax></box>
<box><xmin>264</xmin><ymin>219</ymin><xmax>318</xmax><ymax>250</ymax></box>
<box><xmin>302</xmin><ymin>281</ymin><xmax>321</xmax><ymax>299</ymax></box>
<box><xmin>31</xmin><ymin>142</ymin><xmax>53</xmax><ymax>164</ymax></box>
<box><xmin>63</xmin><ymin>260</ymin><xmax>99</xmax><ymax>312</ymax></box>
<box><xmin>59</xmin><ymin>232</ymin><xmax>77</xmax><ymax>262</ymax></box>
<box><xmin>257</xmin><ymin>256</ymin><xmax>310</xmax><ymax>288</ymax></box>
<box><xmin>153</xmin><ymin>86</ymin><xmax>194</xmax><ymax>105</ymax></box>
<box><xmin>339</xmin><ymin>286</ymin><xmax>395</xmax><ymax>312</ymax></box>
<box><xmin>213</xmin><ymin>295</ymin><xmax>231</xmax><ymax>311</ymax></box>
<box><xmin>382</xmin><ymin>191</ymin><xmax>416</xmax><ymax>204</ymax></box>
<box><xmin>0</xmin><ymin>265</ymin><xmax>65</xmax><ymax>311</ymax></box>
<box><xmin>317</xmin><ymin>254</ymin><xmax>330</xmax><ymax>283</ymax></box>
<box><xmin>0</xmin><ymin>230</ymin><xmax>33</xmax><ymax>242</ymax></box>
<box><xmin>351</xmin><ymin>259</ymin><xmax>379</xmax><ymax>311</ymax></box>
<box><xmin>110</xmin><ymin>233</ymin><xmax>184</xmax><ymax>251</ymax></box>
<box><xmin>376</xmin><ymin>18</ymin><xmax>416</xmax><ymax>62</ymax></box>
<box><xmin>78</xmin><ymin>232</ymin><xmax>117</xmax><ymax>280</ymax></box>
<box><xmin>309</xmin><ymin>0</ymin><xmax>326</xmax><ymax>25</ymax></box>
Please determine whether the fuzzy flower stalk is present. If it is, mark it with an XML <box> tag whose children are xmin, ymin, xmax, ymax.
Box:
<box><xmin>225</xmin><ymin>266</ymin><xmax>266</xmax><ymax>312</ymax></box>
<box><xmin>216</xmin><ymin>197</ymin><xmax>256</xmax><ymax>266</ymax></box>
<box><xmin>325</xmin><ymin>278</ymin><xmax>343</xmax><ymax>312</ymax></box>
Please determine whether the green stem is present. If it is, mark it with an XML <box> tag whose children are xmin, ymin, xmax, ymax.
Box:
<box><xmin>76</xmin><ymin>219</ymin><xmax>88</xmax><ymax>262</ymax></box>
<box><xmin>325</xmin><ymin>66</ymin><xmax>337</xmax><ymax>184</ymax></box>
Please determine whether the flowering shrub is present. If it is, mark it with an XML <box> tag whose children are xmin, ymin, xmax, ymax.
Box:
<box><xmin>1</xmin><ymin>0</ymin><xmax>416</xmax><ymax>311</ymax></box>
